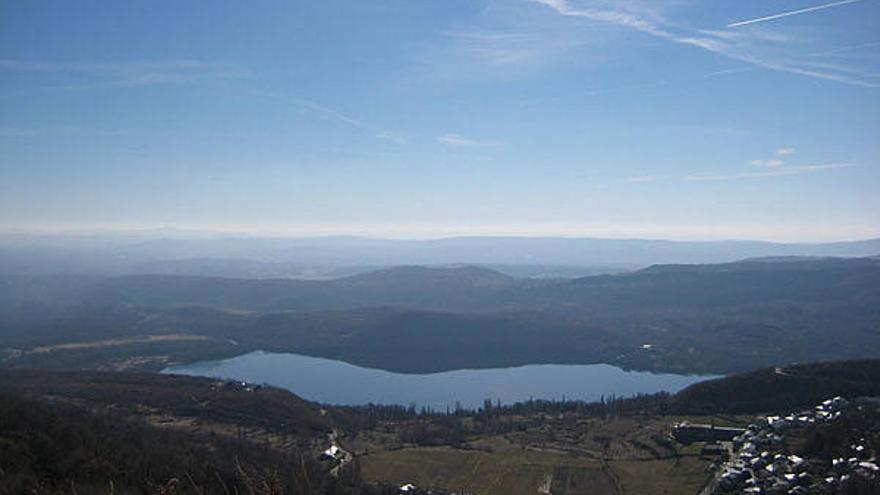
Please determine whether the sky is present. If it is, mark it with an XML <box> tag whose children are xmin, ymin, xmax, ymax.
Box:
<box><xmin>1</xmin><ymin>0</ymin><xmax>879</xmax><ymax>242</ymax></box>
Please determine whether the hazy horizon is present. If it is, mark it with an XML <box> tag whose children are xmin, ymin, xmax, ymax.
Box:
<box><xmin>2</xmin><ymin>225</ymin><xmax>880</xmax><ymax>244</ymax></box>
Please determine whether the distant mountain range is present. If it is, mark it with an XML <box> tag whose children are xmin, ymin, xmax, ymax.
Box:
<box><xmin>1</xmin><ymin>233</ymin><xmax>878</xmax><ymax>277</ymax></box>
<box><xmin>3</xmin><ymin>255</ymin><xmax>876</xmax><ymax>313</ymax></box>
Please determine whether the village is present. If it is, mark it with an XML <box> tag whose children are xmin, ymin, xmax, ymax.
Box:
<box><xmin>685</xmin><ymin>396</ymin><xmax>880</xmax><ymax>494</ymax></box>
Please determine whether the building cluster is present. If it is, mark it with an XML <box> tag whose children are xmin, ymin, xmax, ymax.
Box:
<box><xmin>714</xmin><ymin>396</ymin><xmax>879</xmax><ymax>494</ymax></box>
<box><xmin>673</xmin><ymin>422</ymin><xmax>745</xmax><ymax>444</ymax></box>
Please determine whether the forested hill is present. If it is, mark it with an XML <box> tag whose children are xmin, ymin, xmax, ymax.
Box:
<box><xmin>0</xmin><ymin>265</ymin><xmax>523</xmax><ymax>314</ymax></box>
<box><xmin>535</xmin><ymin>255</ymin><xmax>880</xmax><ymax>311</ymax></box>
<box><xmin>0</xmin><ymin>369</ymin><xmax>395</xmax><ymax>495</ymax></box>
<box><xmin>1</xmin><ymin>256</ymin><xmax>878</xmax><ymax>375</ymax></box>
<box><xmin>2</xmin><ymin>256</ymin><xmax>877</xmax><ymax>314</ymax></box>
<box><xmin>669</xmin><ymin>359</ymin><xmax>880</xmax><ymax>414</ymax></box>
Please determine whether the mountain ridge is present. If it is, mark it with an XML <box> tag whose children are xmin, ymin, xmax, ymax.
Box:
<box><xmin>3</xmin><ymin>234</ymin><xmax>880</xmax><ymax>276</ymax></box>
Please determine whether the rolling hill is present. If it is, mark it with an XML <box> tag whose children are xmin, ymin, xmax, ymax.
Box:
<box><xmin>1</xmin><ymin>257</ymin><xmax>878</xmax><ymax>375</ymax></box>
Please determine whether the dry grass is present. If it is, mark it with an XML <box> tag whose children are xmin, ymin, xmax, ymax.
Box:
<box><xmin>356</xmin><ymin>415</ymin><xmax>744</xmax><ymax>495</ymax></box>
<box><xmin>360</xmin><ymin>440</ymin><xmax>617</xmax><ymax>495</ymax></box>
<box><xmin>28</xmin><ymin>334</ymin><xmax>210</xmax><ymax>353</ymax></box>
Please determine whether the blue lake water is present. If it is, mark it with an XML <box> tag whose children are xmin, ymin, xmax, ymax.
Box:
<box><xmin>164</xmin><ymin>351</ymin><xmax>715</xmax><ymax>411</ymax></box>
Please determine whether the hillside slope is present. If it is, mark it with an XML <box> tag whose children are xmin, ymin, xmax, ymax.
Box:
<box><xmin>1</xmin><ymin>257</ymin><xmax>878</xmax><ymax>375</ymax></box>
<box><xmin>670</xmin><ymin>359</ymin><xmax>880</xmax><ymax>414</ymax></box>
<box><xmin>0</xmin><ymin>369</ymin><xmax>389</xmax><ymax>495</ymax></box>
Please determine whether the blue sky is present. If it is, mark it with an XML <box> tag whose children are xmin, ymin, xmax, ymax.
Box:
<box><xmin>1</xmin><ymin>0</ymin><xmax>878</xmax><ymax>241</ymax></box>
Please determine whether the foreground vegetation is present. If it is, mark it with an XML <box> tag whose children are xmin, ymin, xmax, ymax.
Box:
<box><xmin>2</xmin><ymin>360</ymin><xmax>879</xmax><ymax>494</ymax></box>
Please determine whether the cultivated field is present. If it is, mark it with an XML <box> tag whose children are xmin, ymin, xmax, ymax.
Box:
<box><xmin>354</xmin><ymin>414</ymin><xmax>746</xmax><ymax>494</ymax></box>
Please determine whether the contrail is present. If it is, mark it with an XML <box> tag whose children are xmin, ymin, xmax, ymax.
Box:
<box><xmin>728</xmin><ymin>0</ymin><xmax>866</xmax><ymax>28</ymax></box>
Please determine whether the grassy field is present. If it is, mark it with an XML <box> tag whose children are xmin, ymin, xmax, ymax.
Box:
<box><xmin>360</xmin><ymin>441</ymin><xmax>618</xmax><ymax>495</ymax></box>
<box><xmin>354</xmin><ymin>414</ymin><xmax>738</xmax><ymax>495</ymax></box>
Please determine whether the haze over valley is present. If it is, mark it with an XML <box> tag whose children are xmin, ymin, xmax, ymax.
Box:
<box><xmin>2</xmin><ymin>234</ymin><xmax>879</xmax><ymax>377</ymax></box>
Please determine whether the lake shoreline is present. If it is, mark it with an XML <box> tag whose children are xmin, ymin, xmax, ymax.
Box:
<box><xmin>164</xmin><ymin>350</ymin><xmax>718</xmax><ymax>410</ymax></box>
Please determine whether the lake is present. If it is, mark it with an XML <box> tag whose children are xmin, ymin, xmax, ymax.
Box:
<box><xmin>164</xmin><ymin>351</ymin><xmax>715</xmax><ymax>410</ymax></box>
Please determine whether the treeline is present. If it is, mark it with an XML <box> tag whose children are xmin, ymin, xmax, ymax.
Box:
<box><xmin>333</xmin><ymin>358</ymin><xmax>880</xmax><ymax>447</ymax></box>
<box><xmin>337</xmin><ymin>392</ymin><xmax>671</xmax><ymax>426</ymax></box>
<box><xmin>333</xmin><ymin>393</ymin><xmax>673</xmax><ymax>447</ymax></box>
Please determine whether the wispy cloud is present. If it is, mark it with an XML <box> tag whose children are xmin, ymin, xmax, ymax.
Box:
<box><xmin>531</xmin><ymin>0</ymin><xmax>879</xmax><ymax>87</ymax></box>
<box><xmin>757</xmin><ymin>163</ymin><xmax>857</xmax><ymax>175</ymax></box>
<box><xmin>727</xmin><ymin>0</ymin><xmax>867</xmax><ymax>28</ymax></box>
<box><xmin>1</xmin><ymin>60</ymin><xmax>410</xmax><ymax>142</ymax></box>
<box><xmin>808</xmin><ymin>41</ymin><xmax>880</xmax><ymax>57</ymax></box>
<box><xmin>0</xmin><ymin>59</ymin><xmax>250</xmax><ymax>91</ymax></box>
<box><xmin>285</xmin><ymin>95</ymin><xmax>407</xmax><ymax>143</ymax></box>
<box><xmin>438</xmin><ymin>19</ymin><xmax>611</xmax><ymax>74</ymax></box>
<box><xmin>228</xmin><ymin>88</ymin><xmax>407</xmax><ymax>143</ymax></box>
<box><xmin>0</xmin><ymin>127</ymin><xmax>37</xmax><ymax>138</ymax></box>
<box><xmin>624</xmin><ymin>175</ymin><xmax>657</xmax><ymax>183</ymax></box>
<box><xmin>751</xmin><ymin>159</ymin><xmax>786</xmax><ymax>167</ymax></box>
<box><xmin>444</xmin><ymin>30</ymin><xmax>545</xmax><ymax>66</ymax></box>
<box><xmin>698</xmin><ymin>28</ymin><xmax>791</xmax><ymax>44</ymax></box>
<box><xmin>685</xmin><ymin>163</ymin><xmax>857</xmax><ymax>181</ymax></box>
<box><xmin>533</xmin><ymin>0</ymin><xmax>670</xmax><ymax>38</ymax></box>
<box><xmin>748</xmin><ymin>148</ymin><xmax>797</xmax><ymax>167</ymax></box>
<box><xmin>438</xmin><ymin>133</ymin><xmax>504</xmax><ymax>147</ymax></box>
<box><xmin>630</xmin><ymin>150</ymin><xmax>856</xmax><ymax>183</ymax></box>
